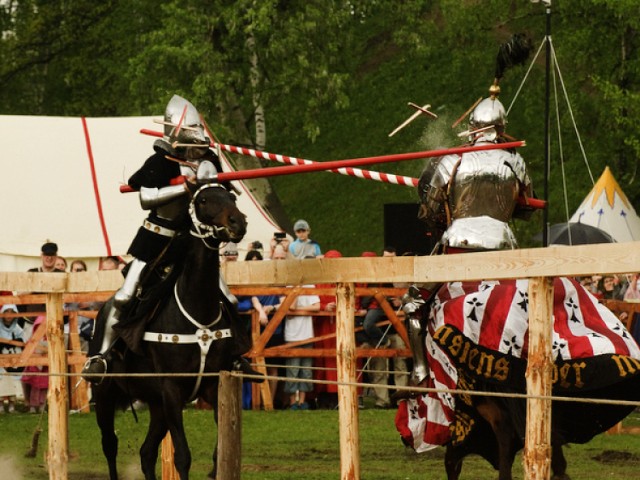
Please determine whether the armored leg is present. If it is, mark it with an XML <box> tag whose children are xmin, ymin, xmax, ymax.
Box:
<box><xmin>114</xmin><ymin>258</ymin><xmax>147</xmax><ymax>307</ymax></box>
<box><xmin>81</xmin><ymin>304</ymin><xmax>120</xmax><ymax>383</ymax></box>
<box><xmin>98</xmin><ymin>304</ymin><xmax>121</xmax><ymax>354</ymax></box>
<box><xmin>82</xmin><ymin>258</ymin><xmax>146</xmax><ymax>383</ymax></box>
<box><xmin>402</xmin><ymin>287</ymin><xmax>429</xmax><ymax>385</ymax></box>
<box><xmin>406</xmin><ymin>315</ymin><xmax>429</xmax><ymax>385</ymax></box>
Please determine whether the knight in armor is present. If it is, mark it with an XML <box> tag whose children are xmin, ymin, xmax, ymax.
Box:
<box><xmin>82</xmin><ymin>95</ymin><xmax>260</xmax><ymax>381</ymax></box>
<box><xmin>402</xmin><ymin>84</ymin><xmax>534</xmax><ymax>386</ymax></box>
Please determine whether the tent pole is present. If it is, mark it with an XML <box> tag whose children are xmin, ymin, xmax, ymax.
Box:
<box><xmin>543</xmin><ymin>1</ymin><xmax>552</xmax><ymax>247</ymax></box>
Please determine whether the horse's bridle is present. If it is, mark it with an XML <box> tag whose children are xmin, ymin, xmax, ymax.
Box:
<box><xmin>142</xmin><ymin>182</ymin><xmax>238</xmax><ymax>401</ymax></box>
<box><xmin>188</xmin><ymin>183</ymin><xmax>234</xmax><ymax>249</ymax></box>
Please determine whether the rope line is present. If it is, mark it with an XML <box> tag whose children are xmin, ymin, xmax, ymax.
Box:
<box><xmin>3</xmin><ymin>370</ymin><xmax>638</xmax><ymax>409</ymax></box>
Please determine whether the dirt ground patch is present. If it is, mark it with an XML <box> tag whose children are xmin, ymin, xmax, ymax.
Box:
<box><xmin>592</xmin><ymin>450</ymin><xmax>640</xmax><ymax>464</ymax></box>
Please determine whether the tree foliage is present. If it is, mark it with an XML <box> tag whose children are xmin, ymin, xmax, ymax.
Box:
<box><xmin>1</xmin><ymin>0</ymin><xmax>638</xmax><ymax>255</ymax></box>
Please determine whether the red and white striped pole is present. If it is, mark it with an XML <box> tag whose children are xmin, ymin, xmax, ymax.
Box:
<box><xmin>141</xmin><ymin>128</ymin><xmax>418</xmax><ymax>187</ymax></box>
<box><xmin>121</xmin><ymin>139</ymin><xmax>527</xmax><ymax>192</ymax></box>
<box><xmin>133</xmin><ymin>130</ymin><xmax>544</xmax><ymax>209</ymax></box>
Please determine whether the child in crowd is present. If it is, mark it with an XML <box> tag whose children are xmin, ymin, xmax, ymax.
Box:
<box><xmin>21</xmin><ymin>315</ymin><xmax>49</xmax><ymax>413</ymax></box>
<box><xmin>0</xmin><ymin>304</ymin><xmax>24</xmax><ymax>413</ymax></box>
<box><xmin>288</xmin><ymin>219</ymin><xmax>322</xmax><ymax>259</ymax></box>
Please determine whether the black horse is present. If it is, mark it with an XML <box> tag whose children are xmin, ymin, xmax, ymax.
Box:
<box><xmin>90</xmin><ymin>182</ymin><xmax>247</xmax><ymax>480</ymax></box>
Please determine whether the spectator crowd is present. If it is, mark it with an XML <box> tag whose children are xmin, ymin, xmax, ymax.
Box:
<box><xmin>2</xmin><ymin>228</ymin><xmax>640</xmax><ymax>413</ymax></box>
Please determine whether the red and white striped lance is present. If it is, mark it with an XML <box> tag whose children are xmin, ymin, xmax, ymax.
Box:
<box><xmin>216</xmin><ymin>143</ymin><xmax>418</xmax><ymax>187</ymax></box>
<box><xmin>123</xmin><ymin>134</ymin><xmax>529</xmax><ymax>194</ymax></box>
<box><xmin>141</xmin><ymin>128</ymin><xmax>418</xmax><ymax>187</ymax></box>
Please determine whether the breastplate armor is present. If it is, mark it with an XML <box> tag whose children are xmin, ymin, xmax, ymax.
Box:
<box><xmin>426</xmin><ymin>145</ymin><xmax>529</xmax><ymax>251</ymax></box>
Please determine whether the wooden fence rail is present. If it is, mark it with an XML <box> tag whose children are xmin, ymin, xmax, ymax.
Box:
<box><xmin>0</xmin><ymin>286</ymin><xmax>409</xmax><ymax>413</ymax></box>
<box><xmin>1</xmin><ymin>242</ymin><xmax>640</xmax><ymax>480</ymax></box>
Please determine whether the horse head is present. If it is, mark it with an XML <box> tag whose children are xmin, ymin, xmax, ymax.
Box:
<box><xmin>188</xmin><ymin>181</ymin><xmax>247</xmax><ymax>245</ymax></box>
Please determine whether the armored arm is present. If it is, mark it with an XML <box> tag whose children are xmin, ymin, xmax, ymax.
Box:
<box><xmin>417</xmin><ymin>156</ymin><xmax>454</xmax><ymax>230</ymax></box>
<box><xmin>139</xmin><ymin>184</ymin><xmax>188</xmax><ymax>210</ymax></box>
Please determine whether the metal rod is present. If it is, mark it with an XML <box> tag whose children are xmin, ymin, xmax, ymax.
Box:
<box><xmin>543</xmin><ymin>3</ymin><xmax>552</xmax><ymax>247</ymax></box>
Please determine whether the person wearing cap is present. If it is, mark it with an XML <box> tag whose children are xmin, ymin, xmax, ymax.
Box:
<box><xmin>29</xmin><ymin>242</ymin><xmax>64</xmax><ymax>273</ymax></box>
<box><xmin>22</xmin><ymin>242</ymin><xmax>65</xmax><ymax>317</ymax></box>
<box><xmin>288</xmin><ymin>219</ymin><xmax>322</xmax><ymax>259</ymax></box>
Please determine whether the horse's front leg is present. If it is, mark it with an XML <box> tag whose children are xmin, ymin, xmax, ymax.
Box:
<box><xmin>93</xmin><ymin>385</ymin><xmax>120</xmax><ymax>480</ymax></box>
<box><xmin>139</xmin><ymin>401</ymin><xmax>169</xmax><ymax>480</ymax></box>
<box><xmin>201</xmin><ymin>383</ymin><xmax>219</xmax><ymax>479</ymax></box>
<box><xmin>163</xmin><ymin>382</ymin><xmax>191</xmax><ymax>480</ymax></box>
<box><xmin>476</xmin><ymin>399</ymin><xmax>517</xmax><ymax>480</ymax></box>
<box><xmin>551</xmin><ymin>438</ymin><xmax>570</xmax><ymax>480</ymax></box>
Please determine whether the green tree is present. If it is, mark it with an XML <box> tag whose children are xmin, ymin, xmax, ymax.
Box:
<box><xmin>0</xmin><ymin>0</ymin><xmax>164</xmax><ymax>115</ymax></box>
<box><xmin>1</xmin><ymin>1</ymin><xmax>638</xmax><ymax>254</ymax></box>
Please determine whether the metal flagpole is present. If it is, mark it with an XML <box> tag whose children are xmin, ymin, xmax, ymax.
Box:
<box><xmin>543</xmin><ymin>0</ymin><xmax>552</xmax><ymax>247</ymax></box>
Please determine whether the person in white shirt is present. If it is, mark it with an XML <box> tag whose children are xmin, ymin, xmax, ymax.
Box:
<box><xmin>283</xmin><ymin>283</ymin><xmax>320</xmax><ymax>410</ymax></box>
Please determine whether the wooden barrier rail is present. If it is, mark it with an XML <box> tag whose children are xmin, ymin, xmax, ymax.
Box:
<box><xmin>0</xmin><ymin>286</ymin><xmax>410</xmax><ymax>413</ymax></box>
<box><xmin>235</xmin><ymin>286</ymin><xmax>410</xmax><ymax>410</ymax></box>
<box><xmin>1</xmin><ymin>242</ymin><xmax>640</xmax><ymax>479</ymax></box>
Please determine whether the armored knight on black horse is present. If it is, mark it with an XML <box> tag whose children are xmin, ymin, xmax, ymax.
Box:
<box><xmin>82</xmin><ymin>95</ymin><xmax>261</xmax><ymax>382</ymax></box>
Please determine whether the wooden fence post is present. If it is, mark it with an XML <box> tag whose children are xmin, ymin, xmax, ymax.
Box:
<box><xmin>524</xmin><ymin>277</ymin><xmax>554</xmax><ymax>480</ymax></box>
<box><xmin>46</xmin><ymin>292</ymin><xmax>68</xmax><ymax>480</ymax></box>
<box><xmin>66</xmin><ymin>311</ymin><xmax>89</xmax><ymax>413</ymax></box>
<box><xmin>217</xmin><ymin>371</ymin><xmax>242</xmax><ymax>480</ymax></box>
<box><xmin>161</xmin><ymin>433</ymin><xmax>180</xmax><ymax>480</ymax></box>
<box><xmin>251</xmin><ymin>310</ymin><xmax>273</xmax><ymax>411</ymax></box>
<box><xmin>336</xmin><ymin>282</ymin><xmax>359</xmax><ymax>480</ymax></box>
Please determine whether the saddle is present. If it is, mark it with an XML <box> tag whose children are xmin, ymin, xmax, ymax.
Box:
<box><xmin>113</xmin><ymin>261</ymin><xmax>183</xmax><ymax>356</ymax></box>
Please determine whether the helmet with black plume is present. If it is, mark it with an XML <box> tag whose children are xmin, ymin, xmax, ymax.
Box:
<box><xmin>458</xmin><ymin>34</ymin><xmax>532</xmax><ymax>141</ymax></box>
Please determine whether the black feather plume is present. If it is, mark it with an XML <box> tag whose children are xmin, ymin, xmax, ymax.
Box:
<box><xmin>495</xmin><ymin>33</ymin><xmax>532</xmax><ymax>81</ymax></box>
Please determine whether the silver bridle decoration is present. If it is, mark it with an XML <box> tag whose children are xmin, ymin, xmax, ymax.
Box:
<box><xmin>188</xmin><ymin>183</ymin><xmax>232</xmax><ymax>244</ymax></box>
<box><xmin>173</xmin><ymin>281</ymin><xmax>223</xmax><ymax>330</ymax></box>
<box><xmin>143</xmin><ymin>281</ymin><xmax>226</xmax><ymax>401</ymax></box>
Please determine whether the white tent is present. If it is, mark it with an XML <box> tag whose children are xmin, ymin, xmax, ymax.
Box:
<box><xmin>0</xmin><ymin>115</ymin><xmax>285</xmax><ymax>272</ymax></box>
<box><xmin>570</xmin><ymin>166</ymin><xmax>640</xmax><ymax>243</ymax></box>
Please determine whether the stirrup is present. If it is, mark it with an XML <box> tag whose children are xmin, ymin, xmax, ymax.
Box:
<box><xmin>82</xmin><ymin>355</ymin><xmax>108</xmax><ymax>385</ymax></box>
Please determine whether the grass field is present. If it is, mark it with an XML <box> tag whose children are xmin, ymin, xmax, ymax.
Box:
<box><xmin>1</xmin><ymin>403</ymin><xmax>639</xmax><ymax>479</ymax></box>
